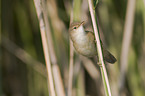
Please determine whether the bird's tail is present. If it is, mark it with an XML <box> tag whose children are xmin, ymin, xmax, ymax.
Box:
<box><xmin>102</xmin><ymin>47</ymin><xmax>117</xmax><ymax>64</ymax></box>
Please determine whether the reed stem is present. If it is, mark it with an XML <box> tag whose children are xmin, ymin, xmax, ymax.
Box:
<box><xmin>87</xmin><ymin>0</ymin><xmax>112</xmax><ymax>95</ymax></box>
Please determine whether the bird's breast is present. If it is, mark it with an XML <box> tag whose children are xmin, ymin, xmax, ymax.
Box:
<box><xmin>70</xmin><ymin>31</ymin><xmax>97</xmax><ymax>57</ymax></box>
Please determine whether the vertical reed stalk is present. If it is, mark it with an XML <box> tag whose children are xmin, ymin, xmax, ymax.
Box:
<box><xmin>33</xmin><ymin>0</ymin><xmax>56</xmax><ymax>96</ymax></box>
<box><xmin>68</xmin><ymin>1</ymin><xmax>74</xmax><ymax>95</ymax></box>
<box><xmin>0</xmin><ymin>0</ymin><xmax>1</xmax><ymax>93</ymax></box>
<box><xmin>119</xmin><ymin>0</ymin><xmax>136</xmax><ymax>92</ymax></box>
<box><xmin>87</xmin><ymin>0</ymin><xmax>112</xmax><ymax>95</ymax></box>
<box><xmin>68</xmin><ymin>0</ymin><xmax>82</xmax><ymax>96</ymax></box>
<box><xmin>41</xmin><ymin>0</ymin><xmax>65</xmax><ymax>96</ymax></box>
<box><xmin>68</xmin><ymin>41</ymin><xmax>74</xmax><ymax>96</ymax></box>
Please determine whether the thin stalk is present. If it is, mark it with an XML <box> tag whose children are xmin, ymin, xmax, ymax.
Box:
<box><xmin>119</xmin><ymin>0</ymin><xmax>136</xmax><ymax>92</ymax></box>
<box><xmin>0</xmin><ymin>0</ymin><xmax>1</xmax><ymax>93</ymax></box>
<box><xmin>87</xmin><ymin>0</ymin><xmax>112</xmax><ymax>96</ymax></box>
<box><xmin>68</xmin><ymin>1</ymin><xmax>74</xmax><ymax>96</ymax></box>
<box><xmin>41</xmin><ymin>0</ymin><xmax>65</xmax><ymax>96</ymax></box>
<box><xmin>52</xmin><ymin>65</ymin><xmax>65</xmax><ymax>96</ymax></box>
<box><xmin>77</xmin><ymin>68</ymin><xmax>85</xmax><ymax>96</ymax></box>
<box><xmin>33</xmin><ymin>0</ymin><xmax>56</xmax><ymax>96</ymax></box>
<box><xmin>68</xmin><ymin>41</ymin><xmax>74</xmax><ymax>96</ymax></box>
<box><xmin>68</xmin><ymin>0</ymin><xmax>82</xmax><ymax>96</ymax></box>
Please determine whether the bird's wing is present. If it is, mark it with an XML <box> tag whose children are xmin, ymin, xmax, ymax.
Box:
<box><xmin>86</xmin><ymin>31</ymin><xmax>117</xmax><ymax>64</ymax></box>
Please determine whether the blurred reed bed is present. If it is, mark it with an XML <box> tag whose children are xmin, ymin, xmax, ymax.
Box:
<box><xmin>1</xmin><ymin>0</ymin><xmax>145</xmax><ymax>96</ymax></box>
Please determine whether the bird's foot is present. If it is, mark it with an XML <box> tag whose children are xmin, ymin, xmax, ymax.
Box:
<box><xmin>98</xmin><ymin>62</ymin><xmax>102</xmax><ymax>67</ymax></box>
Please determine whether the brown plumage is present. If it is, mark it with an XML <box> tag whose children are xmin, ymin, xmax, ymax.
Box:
<box><xmin>69</xmin><ymin>21</ymin><xmax>117</xmax><ymax>64</ymax></box>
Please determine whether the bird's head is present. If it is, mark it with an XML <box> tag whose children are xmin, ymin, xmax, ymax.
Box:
<box><xmin>69</xmin><ymin>21</ymin><xmax>85</xmax><ymax>33</ymax></box>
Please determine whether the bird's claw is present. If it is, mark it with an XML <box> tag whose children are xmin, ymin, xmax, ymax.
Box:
<box><xmin>98</xmin><ymin>62</ymin><xmax>102</xmax><ymax>67</ymax></box>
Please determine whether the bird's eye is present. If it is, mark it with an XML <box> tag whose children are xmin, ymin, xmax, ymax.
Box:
<box><xmin>73</xmin><ymin>27</ymin><xmax>77</xmax><ymax>29</ymax></box>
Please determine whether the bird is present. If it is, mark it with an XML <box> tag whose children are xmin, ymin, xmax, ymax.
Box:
<box><xmin>69</xmin><ymin>21</ymin><xmax>117</xmax><ymax>64</ymax></box>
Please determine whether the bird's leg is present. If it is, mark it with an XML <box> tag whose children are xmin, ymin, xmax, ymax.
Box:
<box><xmin>98</xmin><ymin>62</ymin><xmax>102</xmax><ymax>67</ymax></box>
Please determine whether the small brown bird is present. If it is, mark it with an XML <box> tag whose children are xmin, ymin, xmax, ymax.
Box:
<box><xmin>69</xmin><ymin>21</ymin><xmax>116</xmax><ymax>64</ymax></box>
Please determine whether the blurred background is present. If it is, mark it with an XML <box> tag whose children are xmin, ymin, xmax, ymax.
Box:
<box><xmin>0</xmin><ymin>0</ymin><xmax>145</xmax><ymax>96</ymax></box>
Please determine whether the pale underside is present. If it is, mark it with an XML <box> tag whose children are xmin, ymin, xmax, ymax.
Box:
<box><xmin>69</xmin><ymin>23</ymin><xmax>117</xmax><ymax>63</ymax></box>
<box><xmin>70</xmin><ymin>26</ymin><xmax>97</xmax><ymax>57</ymax></box>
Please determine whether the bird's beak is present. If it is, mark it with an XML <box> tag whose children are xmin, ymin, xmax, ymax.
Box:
<box><xmin>79</xmin><ymin>21</ymin><xmax>85</xmax><ymax>27</ymax></box>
